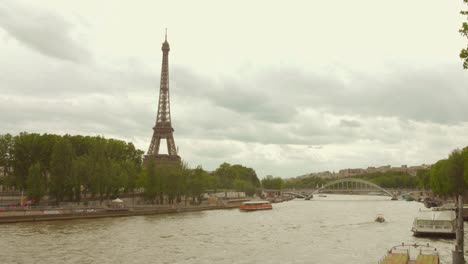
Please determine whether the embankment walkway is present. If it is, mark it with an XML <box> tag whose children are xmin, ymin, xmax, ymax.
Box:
<box><xmin>0</xmin><ymin>204</ymin><xmax>241</xmax><ymax>224</ymax></box>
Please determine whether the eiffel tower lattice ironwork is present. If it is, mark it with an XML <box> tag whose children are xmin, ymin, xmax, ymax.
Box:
<box><xmin>145</xmin><ymin>31</ymin><xmax>181</xmax><ymax>164</ymax></box>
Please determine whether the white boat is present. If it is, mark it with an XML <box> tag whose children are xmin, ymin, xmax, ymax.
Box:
<box><xmin>411</xmin><ymin>208</ymin><xmax>456</xmax><ymax>237</ymax></box>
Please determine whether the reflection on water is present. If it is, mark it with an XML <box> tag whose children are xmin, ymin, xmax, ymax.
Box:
<box><xmin>0</xmin><ymin>195</ymin><xmax>466</xmax><ymax>264</ymax></box>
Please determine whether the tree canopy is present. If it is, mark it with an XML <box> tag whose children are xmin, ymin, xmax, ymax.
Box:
<box><xmin>261</xmin><ymin>175</ymin><xmax>284</xmax><ymax>190</ymax></box>
<box><xmin>429</xmin><ymin>148</ymin><xmax>468</xmax><ymax>196</ymax></box>
<box><xmin>1</xmin><ymin>133</ymin><xmax>144</xmax><ymax>203</ymax></box>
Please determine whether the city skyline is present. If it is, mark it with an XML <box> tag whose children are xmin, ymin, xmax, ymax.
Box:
<box><xmin>1</xmin><ymin>0</ymin><xmax>468</xmax><ymax>178</ymax></box>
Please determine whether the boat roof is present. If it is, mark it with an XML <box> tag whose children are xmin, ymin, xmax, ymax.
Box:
<box><xmin>416</xmin><ymin>254</ymin><xmax>439</xmax><ymax>264</ymax></box>
<box><xmin>381</xmin><ymin>253</ymin><xmax>408</xmax><ymax>264</ymax></box>
<box><xmin>415</xmin><ymin>210</ymin><xmax>455</xmax><ymax>221</ymax></box>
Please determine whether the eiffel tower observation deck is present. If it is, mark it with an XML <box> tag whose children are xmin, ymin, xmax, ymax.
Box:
<box><xmin>145</xmin><ymin>31</ymin><xmax>181</xmax><ymax>165</ymax></box>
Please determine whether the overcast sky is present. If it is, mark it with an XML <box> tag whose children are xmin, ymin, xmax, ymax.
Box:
<box><xmin>1</xmin><ymin>0</ymin><xmax>467</xmax><ymax>178</ymax></box>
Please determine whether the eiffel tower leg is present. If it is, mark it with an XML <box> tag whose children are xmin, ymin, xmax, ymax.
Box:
<box><xmin>167</xmin><ymin>135</ymin><xmax>177</xmax><ymax>156</ymax></box>
<box><xmin>153</xmin><ymin>137</ymin><xmax>161</xmax><ymax>155</ymax></box>
<box><xmin>147</xmin><ymin>135</ymin><xmax>156</xmax><ymax>155</ymax></box>
<box><xmin>148</xmin><ymin>135</ymin><xmax>161</xmax><ymax>156</ymax></box>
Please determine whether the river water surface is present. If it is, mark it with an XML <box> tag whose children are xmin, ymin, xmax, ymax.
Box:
<box><xmin>1</xmin><ymin>195</ymin><xmax>466</xmax><ymax>264</ymax></box>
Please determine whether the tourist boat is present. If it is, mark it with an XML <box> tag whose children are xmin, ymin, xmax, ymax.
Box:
<box><xmin>239</xmin><ymin>201</ymin><xmax>272</xmax><ymax>211</ymax></box>
<box><xmin>375</xmin><ymin>214</ymin><xmax>385</xmax><ymax>223</ymax></box>
<box><xmin>318</xmin><ymin>194</ymin><xmax>327</xmax><ymax>197</ymax></box>
<box><xmin>411</xmin><ymin>207</ymin><xmax>456</xmax><ymax>237</ymax></box>
<box><xmin>378</xmin><ymin>243</ymin><xmax>439</xmax><ymax>264</ymax></box>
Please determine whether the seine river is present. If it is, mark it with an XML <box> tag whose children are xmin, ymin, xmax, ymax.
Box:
<box><xmin>1</xmin><ymin>195</ymin><xmax>466</xmax><ymax>264</ymax></box>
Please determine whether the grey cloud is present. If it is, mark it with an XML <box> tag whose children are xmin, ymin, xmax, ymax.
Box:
<box><xmin>173</xmin><ymin>64</ymin><xmax>468</xmax><ymax>125</ymax></box>
<box><xmin>172</xmin><ymin>67</ymin><xmax>296</xmax><ymax>123</ymax></box>
<box><xmin>335</xmin><ymin>68</ymin><xmax>468</xmax><ymax>124</ymax></box>
<box><xmin>167</xmin><ymin>64</ymin><xmax>466</xmax><ymax>146</ymax></box>
<box><xmin>0</xmin><ymin>1</ymin><xmax>91</xmax><ymax>63</ymax></box>
<box><xmin>0</xmin><ymin>94</ymin><xmax>153</xmax><ymax>142</ymax></box>
<box><xmin>339</xmin><ymin>119</ymin><xmax>361</xmax><ymax>128</ymax></box>
<box><xmin>0</xmin><ymin>57</ymin><xmax>157</xmax><ymax>98</ymax></box>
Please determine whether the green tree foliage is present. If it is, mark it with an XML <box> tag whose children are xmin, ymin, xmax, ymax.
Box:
<box><xmin>49</xmin><ymin>138</ymin><xmax>74</xmax><ymax>203</ymax></box>
<box><xmin>430</xmin><ymin>159</ymin><xmax>451</xmax><ymax>195</ymax></box>
<box><xmin>445</xmin><ymin>150</ymin><xmax>465</xmax><ymax>194</ymax></box>
<box><xmin>26</xmin><ymin>163</ymin><xmax>46</xmax><ymax>202</ymax></box>
<box><xmin>71</xmin><ymin>155</ymin><xmax>91</xmax><ymax>202</ymax></box>
<box><xmin>88</xmin><ymin>137</ymin><xmax>110</xmax><ymax>201</ymax></box>
<box><xmin>462</xmin><ymin>147</ymin><xmax>468</xmax><ymax>185</ymax></box>
<box><xmin>461</xmin><ymin>0</ymin><xmax>468</xmax><ymax>69</ymax></box>
<box><xmin>143</xmin><ymin>159</ymin><xmax>159</xmax><ymax>203</ymax></box>
<box><xmin>416</xmin><ymin>169</ymin><xmax>431</xmax><ymax>189</ymax></box>
<box><xmin>213</xmin><ymin>162</ymin><xmax>260</xmax><ymax>192</ymax></box>
<box><xmin>429</xmin><ymin>149</ymin><xmax>468</xmax><ymax>196</ymax></box>
<box><xmin>187</xmin><ymin>166</ymin><xmax>207</xmax><ymax>204</ymax></box>
<box><xmin>2</xmin><ymin>133</ymin><xmax>144</xmax><ymax>204</ymax></box>
<box><xmin>13</xmin><ymin>133</ymin><xmax>43</xmax><ymax>189</ymax></box>
<box><xmin>141</xmin><ymin>161</ymin><xmax>191</xmax><ymax>204</ymax></box>
<box><xmin>261</xmin><ymin>175</ymin><xmax>284</xmax><ymax>190</ymax></box>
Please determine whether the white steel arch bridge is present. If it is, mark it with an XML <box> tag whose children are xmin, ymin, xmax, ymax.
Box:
<box><xmin>283</xmin><ymin>178</ymin><xmax>398</xmax><ymax>200</ymax></box>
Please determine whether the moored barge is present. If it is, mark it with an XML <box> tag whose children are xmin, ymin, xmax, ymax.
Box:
<box><xmin>411</xmin><ymin>208</ymin><xmax>456</xmax><ymax>238</ymax></box>
<box><xmin>379</xmin><ymin>243</ymin><xmax>439</xmax><ymax>264</ymax></box>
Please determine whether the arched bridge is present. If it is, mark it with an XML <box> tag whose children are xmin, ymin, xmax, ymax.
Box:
<box><xmin>282</xmin><ymin>191</ymin><xmax>308</xmax><ymax>198</ymax></box>
<box><xmin>303</xmin><ymin>178</ymin><xmax>397</xmax><ymax>200</ymax></box>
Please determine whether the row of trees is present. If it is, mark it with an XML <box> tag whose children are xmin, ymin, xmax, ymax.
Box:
<box><xmin>0</xmin><ymin>133</ymin><xmax>143</xmax><ymax>203</ymax></box>
<box><xmin>139</xmin><ymin>162</ymin><xmax>261</xmax><ymax>204</ymax></box>
<box><xmin>0</xmin><ymin>133</ymin><xmax>261</xmax><ymax>204</ymax></box>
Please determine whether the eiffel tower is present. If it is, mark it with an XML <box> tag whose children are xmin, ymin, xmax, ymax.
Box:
<box><xmin>145</xmin><ymin>31</ymin><xmax>181</xmax><ymax>165</ymax></box>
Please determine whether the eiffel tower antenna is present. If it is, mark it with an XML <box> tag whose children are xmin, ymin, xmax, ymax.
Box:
<box><xmin>144</xmin><ymin>31</ymin><xmax>181</xmax><ymax>166</ymax></box>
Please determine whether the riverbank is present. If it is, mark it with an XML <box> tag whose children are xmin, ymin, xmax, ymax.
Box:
<box><xmin>0</xmin><ymin>204</ymin><xmax>242</xmax><ymax>224</ymax></box>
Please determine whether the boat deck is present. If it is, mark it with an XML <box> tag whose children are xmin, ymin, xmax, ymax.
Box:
<box><xmin>380</xmin><ymin>253</ymin><xmax>438</xmax><ymax>264</ymax></box>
